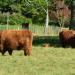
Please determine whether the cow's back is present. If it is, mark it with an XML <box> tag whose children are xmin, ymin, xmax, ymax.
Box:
<box><xmin>59</xmin><ymin>30</ymin><xmax>75</xmax><ymax>47</ymax></box>
<box><xmin>59</xmin><ymin>30</ymin><xmax>73</xmax><ymax>40</ymax></box>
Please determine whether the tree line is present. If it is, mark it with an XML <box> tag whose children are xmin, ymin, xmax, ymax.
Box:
<box><xmin>0</xmin><ymin>0</ymin><xmax>72</xmax><ymax>30</ymax></box>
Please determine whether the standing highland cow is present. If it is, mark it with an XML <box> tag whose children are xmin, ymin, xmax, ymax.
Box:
<box><xmin>59</xmin><ymin>30</ymin><xmax>75</xmax><ymax>48</ymax></box>
<box><xmin>0</xmin><ymin>30</ymin><xmax>33</xmax><ymax>56</ymax></box>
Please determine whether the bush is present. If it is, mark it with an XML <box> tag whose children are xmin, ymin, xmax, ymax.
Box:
<box><xmin>0</xmin><ymin>12</ymin><xmax>32</xmax><ymax>25</ymax></box>
<box><xmin>0</xmin><ymin>12</ymin><xmax>7</xmax><ymax>24</ymax></box>
<box><xmin>9</xmin><ymin>13</ymin><xmax>26</xmax><ymax>25</ymax></box>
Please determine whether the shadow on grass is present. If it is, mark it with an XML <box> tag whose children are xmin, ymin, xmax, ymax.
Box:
<box><xmin>33</xmin><ymin>36</ymin><xmax>61</xmax><ymax>47</ymax></box>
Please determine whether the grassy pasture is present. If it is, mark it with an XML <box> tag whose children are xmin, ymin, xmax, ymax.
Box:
<box><xmin>0</xmin><ymin>46</ymin><xmax>75</xmax><ymax>75</ymax></box>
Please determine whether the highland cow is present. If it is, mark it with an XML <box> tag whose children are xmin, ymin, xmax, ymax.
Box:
<box><xmin>59</xmin><ymin>30</ymin><xmax>75</xmax><ymax>48</ymax></box>
<box><xmin>0</xmin><ymin>30</ymin><xmax>33</xmax><ymax>56</ymax></box>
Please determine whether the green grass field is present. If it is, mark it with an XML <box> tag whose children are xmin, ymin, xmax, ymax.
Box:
<box><xmin>0</xmin><ymin>46</ymin><xmax>75</xmax><ymax>75</ymax></box>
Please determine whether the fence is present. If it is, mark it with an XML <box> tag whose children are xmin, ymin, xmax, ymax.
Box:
<box><xmin>29</xmin><ymin>25</ymin><xmax>61</xmax><ymax>36</ymax></box>
<box><xmin>0</xmin><ymin>24</ymin><xmax>69</xmax><ymax>36</ymax></box>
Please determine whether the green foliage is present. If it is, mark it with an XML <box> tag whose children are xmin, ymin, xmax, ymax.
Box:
<box><xmin>0</xmin><ymin>0</ymin><xmax>71</xmax><ymax>27</ymax></box>
<box><xmin>0</xmin><ymin>12</ymin><xmax>7</xmax><ymax>24</ymax></box>
<box><xmin>0</xmin><ymin>25</ymin><xmax>22</xmax><ymax>30</ymax></box>
<box><xmin>64</xmin><ymin>0</ymin><xmax>72</xmax><ymax>5</ymax></box>
<box><xmin>0</xmin><ymin>12</ymin><xmax>32</xmax><ymax>25</ymax></box>
<box><xmin>10</xmin><ymin>13</ymin><xmax>26</xmax><ymax>25</ymax></box>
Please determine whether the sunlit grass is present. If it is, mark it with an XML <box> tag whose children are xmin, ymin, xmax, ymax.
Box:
<box><xmin>0</xmin><ymin>46</ymin><xmax>75</xmax><ymax>75</ymax></box>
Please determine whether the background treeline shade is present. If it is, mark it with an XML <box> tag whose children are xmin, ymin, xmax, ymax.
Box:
<box><xmin>0</xmin><ymin>0</ymin><xmax>71</xmax><ymax>26</ymax></box>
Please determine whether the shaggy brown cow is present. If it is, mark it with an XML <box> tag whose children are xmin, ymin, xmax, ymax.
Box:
<box><xmin>0</xmin><ymin>30</ymin><xmax>33</xmax><ymax>56</ymax></box>
<box><xmin>59</xmin><ymin>30</ymin><xmax>75</xmax><ymax>48</ymax></box>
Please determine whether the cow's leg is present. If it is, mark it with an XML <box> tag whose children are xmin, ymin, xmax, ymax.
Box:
<box><xmin>25</xmin><ymin>49</ymin><xmax>30</xmax><ymax>56</ymax></box>
<box><xmin>71</xmin><ymin>44</ymin><xmax>75</xmax><ymax>48</ymax></box>
<box><xmin>23</xmin><ymin>47</ymin><xmax>30</xmax><ymax>56</ymax></box>
<box><xmin>60</xmin><ymin>41</ymin><xmax>66</xmax><ymax>48</ymax></box>
<box><xmin>62</xmin><ymin>43</ymin><xmax>66</xmax><ymax>48</ymax></box>
<box><xmin>8</xmin><ymin>49</ymin><xmax>12</xmax><ymax>55</ymax></box>
<box><xmin>24</xmin><ymin>45</ymin><xmax>32</xmax><ymax>56</ymax></box>
<box><xmin>2</xmin><ymin>50</ymin><xmax>7</xmax><ymax>56</ymax></box>
<box><xmin>24</xmin><ymin>50</ymin><xmax>27</xmax><ymax>56</ymax></box>
<box><xmin>24</xmin><ymin>49</ymin><xmax>30</xmax><ymax>56</ymax></box>
<box><xmin>26</xmin><ymin>39</ymin><xmax>32</xmax><ymax>56</ymax></box>
<box><xmin>24</xmin><ymin>41</ymin><xmax>32</xmax><ymax>56</ymax></box>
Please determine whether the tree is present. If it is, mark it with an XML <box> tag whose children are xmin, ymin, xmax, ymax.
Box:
<box><xmin>21</xmin><ymin>0</ymin><xmax>53</xmax><ymax>34</ymax></box>
<box><xmin>0</xmin><ymin>0</ymin><xmax>54</xmax><ymax>32</ymax></box>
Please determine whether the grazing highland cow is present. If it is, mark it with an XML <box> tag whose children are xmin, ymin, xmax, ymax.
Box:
<box><xmin>59</xmin><ymin>30</ymin><xmax>75</xmax><ymax>48</ymax></box>
<box><xmin>0</xmin><ymin>30</ymin><xmax>33</xmax><ymax>56</ymax></box>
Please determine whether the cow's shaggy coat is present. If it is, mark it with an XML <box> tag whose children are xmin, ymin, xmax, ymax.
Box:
<box><xmin>59</xmin><ymin>30</ymin><xmax>75</xmax><ymax>48</ymax></box>
<box><xmin>0</xmin><ymin>30</ymin><xmax>33</xmax><ymax>56</ymax></box>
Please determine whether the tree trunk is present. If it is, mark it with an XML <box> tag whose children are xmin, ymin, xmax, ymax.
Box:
<box><xmin>45</xmin><ymin>7</ymin><xmax>49</xmax><ymax>35</ymax></box>
<box><xmin>7</xmin><ymin>12</ymin><xmax>9</xmax><ymax>30</ymax></box>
